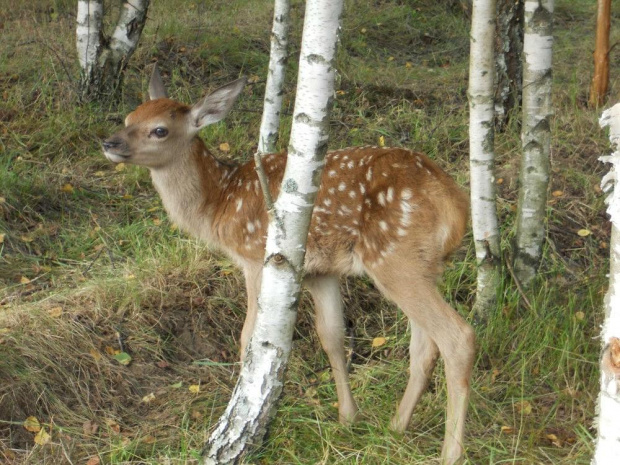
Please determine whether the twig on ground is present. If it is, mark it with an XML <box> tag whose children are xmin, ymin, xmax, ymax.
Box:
<box><xmin>504</xmin><ymin>251</ymin><xmax>536</xmax><ymax>316</ymax></box>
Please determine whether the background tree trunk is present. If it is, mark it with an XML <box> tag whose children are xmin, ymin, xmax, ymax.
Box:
<box><xmin>495</xmin><ymin>0</ymin><xmax>523</xmax><ymax>129</ymax></box>
<box><xmin>513</xmin><ymin>0</ymin><xmax>554</xmax><ymax>288</ymax></box>
<box><xmin>258</xmin><ymin>0</ymin><xmax>291</xmax><ymax>154</ymax></box>
<box><xmin>469</xmin><ymin>0</ymin><xmax>501</xmax><ymax>321</ymax></box>
<box><xmin>593</xmin><ymin>104</ymin><xmax>620</xmax><ymax>464</ymax></box>
<box><xmin>589</xmin><ymin>0</ymin><xmax>611</xmax><ymax>108</ymax></box>
<box><xmin>202</xmin><ymin>0</ymin><xmax>344</xmax><ymax>463</ymax></box>
<box><xmin>76</xmin><ymin>0</ymin><xmax>149</xmax><ymax>103</ymax></box>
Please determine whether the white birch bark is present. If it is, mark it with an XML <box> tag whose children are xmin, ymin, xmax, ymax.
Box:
<box><xmin>469</xmin><ymin>0</ymin><xmax>501</xmax><ymax>319</ymax></box>
<box><xmin>593</xmin><ymin>104</ymin><xmax>620</xmax><ymax>464</ymax></box>
<box><xmin>76</xmin><ymin>0</ymin><xmax>150</xmax><ymax>102</ymax></box>
<box><xmin>495</xmin><ymin>0</ymin><xmax>523</xmax><ymax>128</ymax></box>
<box><xmin>202</xmin><ymin>0</ymin><xmax>344</xmax><ymax>462</ymax></box>
<box><xmin>108</xmin><ymin>0</ymin><xmax>149</xmax><ymax>63</ymax></box>
<box><xmin>513</xmin><ymin>0</ymin><xmax>554</xmax><ymax>286</ymax></box>
<box><xmin>258</xmin><ymin>0</ymin><xmax>291</xmax><ymax>154</ymax></box>
<box><xmin>76</xmin><ymin>0</ymin><xmax>103</xmax><ymax>82</ymax></box>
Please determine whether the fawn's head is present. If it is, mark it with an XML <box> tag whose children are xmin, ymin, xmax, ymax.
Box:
<box><xmin>103</xmin><ymin>65</ymin><xmax>246</xmax><ymax>169</ymax></box>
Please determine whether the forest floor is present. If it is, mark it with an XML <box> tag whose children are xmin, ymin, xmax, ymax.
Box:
<box><xmin>1</xmin><ymin>0</ymin><xmax>619</xmax><ymax>463</ymax></box>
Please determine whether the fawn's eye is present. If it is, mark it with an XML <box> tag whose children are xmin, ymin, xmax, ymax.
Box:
<box><xmin>151</xmin><ymin>127</ymin><xmax>168</xmax><ymax>138</ymax></box>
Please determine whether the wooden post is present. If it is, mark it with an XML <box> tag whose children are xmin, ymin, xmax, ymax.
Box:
<box><xmin>590</xmin><ymin>0</ymin><xmax>611</xmax><ymax>108</ymax></box>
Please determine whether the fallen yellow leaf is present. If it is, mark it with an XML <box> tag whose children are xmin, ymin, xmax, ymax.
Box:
<box><xmin>546</xmin><ymin>433</ymin><xmax>561</xmax><ymax>446</ymax></box>
<box><xmin>61</xmin><ymin>183</ymin><xmax>74</xmax><ymax>193</ymax></box>
<box><xmin>189</xmin><ymin>384</ymin><xmax>200</xmax><ymax>393</ymax></box>
<box><xmin>372</xmin><ymin>336</ymin><xmax>387</xmax><ymax>348</ymax></box>
<box><xmin>20</xmin><ymin>276</ymin><xmax>31</xmax><ymax>284</ymax></box>
<box><xmin>577</xmin><ymin>229</ymin><xmax>591</xmax><ymax>237</ymax></box>
<box><xmin>405</xmin><ymin>62</ymin><xmax>413</xmax><ymax>68</ymax></box>
<box><xmin>501</xmin><ymin>425</ymin><xmax>514</xmax><ymax>434</ymax></box>
<box><xmin>34</xmin><ymin>427</ymin><xmax>51</xmax><ymax>445</ymax></box>
<box><xmin>115</xmin><ymin>163</ymin><xmax>126</xmax><ymax>172</ymax></box>
<box><xmin>575</xmin><ymin>311</ymin><xmax>585</xmax><ymax>321</ymax></box>
<box><xmin>24</xmin><ymin>416</ymin><xmax>41</xmax><ymax>432</ymax></box>
<box><xmin>0</xmin><ymin>233</ymin><xmax>5</xmax><ymax>243</ymax></box>
<box><xmin>20</xmin><ymin>234</ymin><xmax>34</xmax><ymax>243</ymax></box>
<box><xmin>142</xmin><ymin>392</ymin><xmax>156</xmax><ymax>403</ymax></box>
<box><xmin>515</xmin><ymin>400</ymin><xmax>532</xmax><ymax>415</ymax></box>
<box><xmin>48</xmin><ymin>307</ymin><xmax>63</xmax><ymax>318</ymax></box>
<box><xmin>378</xmin><ymin>136</ymin><xmax>385</xmax><ymax>147</ymax></box>
<box><xmin>122</xmin><ymin>194</ymin><xmax>133</xmax><ymax>200</ymax></box>
<box><xmin>90</xmin><ymin>349</ymin><xmax>102</xmax><ymax>362</ymax></box>
<box><xmin>94</xmin><ymin>171</ymin><xmax>105</xmax><ymax>177</ymax></box>
<box><xmin>219</xmin><ymin>142</ymin><xmax>230</xmax><ymax>152</ymax></box>
<box><xmin>105</xmin><ymin>346</ymin><xmax>119</xmax><ymax>356</ymax></box>
<box><xmin>105</xmin><ymin>418</ymin><xmax>121</xmax><ymax>434</ymax></box>
<box><xmin>552</xmin><ymin>190</ymin><xmax>563</xmax><ymax>197</ymax></box>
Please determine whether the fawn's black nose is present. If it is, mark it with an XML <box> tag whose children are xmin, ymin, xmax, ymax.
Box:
<box><xmin>102</xmin><ymin>138</ymin><xmax>121</xmax><ymax>151</ymax></box>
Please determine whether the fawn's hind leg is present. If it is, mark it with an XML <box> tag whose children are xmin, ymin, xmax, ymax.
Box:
<box><xmin>368</xmin><ymin>269</ymin><xmax>474</xmax><ymax>465</ymax></box>
<box><xmin>304</xmin><ymin>275</ymin><xmax>359</xmax><ymax>424</ymax></box>
<box><xmin>390</xmin><ymin>320</ymin><xmax>440</xmax><ymax>432</ymax></box>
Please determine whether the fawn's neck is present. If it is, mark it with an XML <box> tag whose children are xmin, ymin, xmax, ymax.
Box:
<box><xmin>149</xmin><ymin>138</ymin><xmax>236</xmax><ymax>244</ymax></box>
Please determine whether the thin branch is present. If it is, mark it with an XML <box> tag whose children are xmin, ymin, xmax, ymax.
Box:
<box><xmin>254</xmin><ymin>151</ymin><xmax>276</xmax><ymax>222</ymax></box>
<box><xmin>504</xmin><ymin>251</ymin><xmax>536</xmax><ymax>316</ymax></box>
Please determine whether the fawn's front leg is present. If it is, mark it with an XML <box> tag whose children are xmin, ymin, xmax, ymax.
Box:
<box><xmin>239</xmin><ymin>265</ymin><xmax>262</xmax><ymax>362</ymax></box>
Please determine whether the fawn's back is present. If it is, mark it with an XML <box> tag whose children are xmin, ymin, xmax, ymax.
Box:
<box><xmin>210</xmin><ymin>144</ymin><xmax>468</xmax><ymax>278</ymax></box>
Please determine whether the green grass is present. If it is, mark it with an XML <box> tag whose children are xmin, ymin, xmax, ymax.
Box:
<box><xmin>0</xmin><ymin>0</ymin><xmax>616</xmax><ymax>463</ymax></box>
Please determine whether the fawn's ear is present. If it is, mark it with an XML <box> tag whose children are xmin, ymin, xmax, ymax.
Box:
<box><xmin>189</xmin><ymin>77</ymin><xmax>246</xmax><ymax>131</ymax></box>
<box><xmin>148</xmin><ymin>64</ymin><xmax>168</xmax><ymax>100</ymax></box>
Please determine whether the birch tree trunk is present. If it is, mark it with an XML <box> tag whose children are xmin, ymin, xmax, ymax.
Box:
<box><xmin>495</xmin><ymin>0</ymin><xmax>523</xmax><ymax>129</ymax></box>
<box><xmin>469</xmin><ymin>0</ymin><xmax>501</xmax><ymax>320</ymax></box>
<box><xmin>513</xmin><ymin>0</ymin><xmax>553</xmax><ymax>287</ymax></box>
<box><xmin>202</xmin><ymin>0</ymin><xmax>344</xmax><ymax>463</ymax></box>
<box><xmin>258</xmin><ymin>0</ymin><xmax>291</xmax><ymax>154</ymax></box>
<box><xmin>589</xmin><ymin>0</ymin><xmax>611</xmax><ymax>108</ymax></box>
<box><xmin>76</xmin><ymin>0</ymin><xmax>149</xmax><ymax>103</ymax></box>
<box><xmin>593</xmin><ymin>104</ymin><xmax>620</xmax><ymax>464</ymax></box>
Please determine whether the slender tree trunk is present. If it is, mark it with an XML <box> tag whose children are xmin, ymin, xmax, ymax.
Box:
<box><xmin>76</xmin><ymin>0</ymin><xmax>103</xmax><ymax>91</ymax></box>
<box><xmin>76</xmin><ymin>0</ymin><xmax>149</xmax><ymax>103</ymax></box>
<box><xmin>589</xmin><ymin>0</ymin><xmax>611</xmax><ymax>108</ymax></box>
<box><xmin>495</xmin><ymin>0</ymin><xmax>523</xmax><ymax>129</ymax></box>
<box><xmin>258</xmin><ymin>0</ymin><xmax>291</xmax><ymax>154</ymax></box>
<box><xmin>202</xmin><ymin>0</ymin><xmax>344</xmax><ymax>463</ymax></box>
<box><xmin>593</xmin><ymin>104</ymin><xmax>620</xmax><ymax>464</ymax></box>
<box><xmin>513</xmin><ymin>0</ymin><xmax>553</xmax><ymax>287</ymax></box>
<box><xmin>469</xmin><ymin>0</ymin><xmax>501</xmax><ymax>320</ymax></box>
